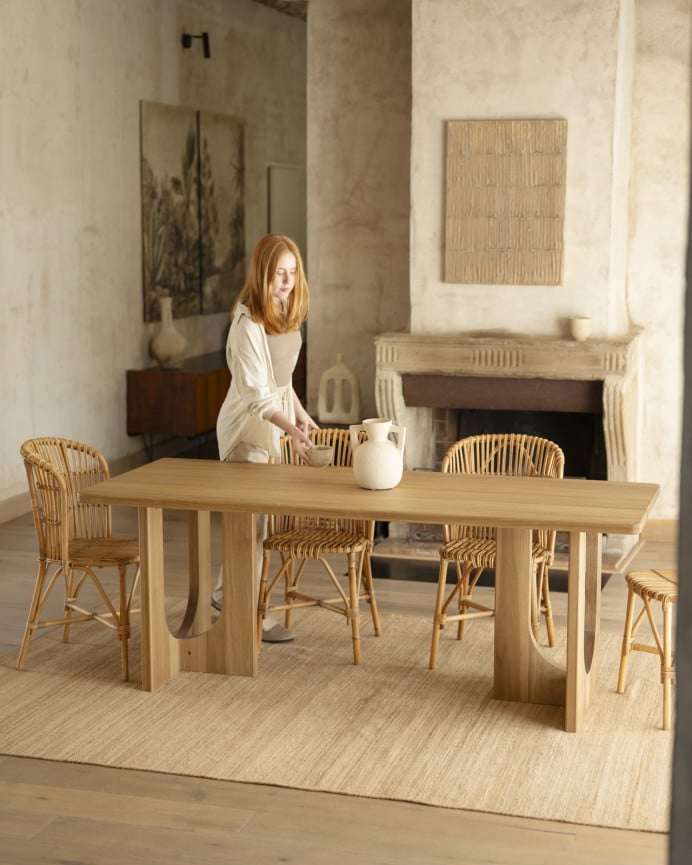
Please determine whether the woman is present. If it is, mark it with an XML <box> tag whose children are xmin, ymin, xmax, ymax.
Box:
<box><xmin>213</xmin><ymin>234</ymin><xmax>318</xmax><ymax>642</ymax></box>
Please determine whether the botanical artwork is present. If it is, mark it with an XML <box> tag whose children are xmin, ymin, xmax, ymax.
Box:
<box><xmin>199</xmin><ymin>110</ymin><xmax>245</xmax><ymax>315</ymax></box>
<box><xmin>140</xmin><ymin>101</ymin><xmax>245</xmax><ymax>322</ymax></box>
<box><xmin>444</xmin><ymin>119</ymin><xmax>567</xmax><ymax>286</ymax></box>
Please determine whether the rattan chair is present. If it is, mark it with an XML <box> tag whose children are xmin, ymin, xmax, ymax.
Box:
<box><xmin>257</xmin><ymin>427</ymin><xmax>381</xmax><ymax>664</ymax></box>
<box><xmin>429</xmin><ymin>433</ymin><xmax>565</xmax><ymax>669</ymax></box>
<box><xmin>617</xmin><ymin>568</ymin><xmax>678</xmax><ymax>730</ymax></box>
<box><xmin>18</xmin><ymin>438</ymin><xmax>141</xmax><ymax>680</ymax></box>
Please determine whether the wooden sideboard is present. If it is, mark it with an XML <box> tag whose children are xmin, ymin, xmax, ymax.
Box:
<box><xmin>127</xmin><ymin>343</ymin><xmax>307</xmax><ymax>459</ymax></box>
<box><xmin>127</xmin><ymin>352</ymin><xmax>230</xmax><ymax>456</ymax></box>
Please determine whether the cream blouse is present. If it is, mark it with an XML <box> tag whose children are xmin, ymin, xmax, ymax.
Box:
<box><xmin>216</xmin><ymin>303</ymin><xmax>302</xmax><ymax>461</ymax></box>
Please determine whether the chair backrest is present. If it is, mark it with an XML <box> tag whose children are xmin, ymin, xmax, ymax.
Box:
<box><xmin>273</xmin><ymin>427</ymin><xmax>371</xmax><ymax>538</ymax></box>
<box><xmin>20</xmin><ymin>437</ymin><xmax>113</xmax><ymax>563</ymax></box>
<box><xmin>442</xmin><ymin>433</ymin><xmax>565</xmax><ymax>548</ymax></box>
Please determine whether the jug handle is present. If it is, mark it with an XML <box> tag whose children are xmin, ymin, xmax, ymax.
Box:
<box><xmin>390</xmin><ymin>423</ymin><xmax>406</xmax><ymax>455</ymax></box>
<box><xmin>349</xmin><ymin>424</ymin><xmax>365</xmax><ymax>453</ymax></box>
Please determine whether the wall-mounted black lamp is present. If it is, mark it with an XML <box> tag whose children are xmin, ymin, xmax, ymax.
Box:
<box><xmin>181</xmin><ymin>31</ymin><xmax>211</xmax><ymax>59</ymax></box>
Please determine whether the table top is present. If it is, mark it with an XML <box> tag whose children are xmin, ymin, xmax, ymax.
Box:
<box><xmin>80</xmin><ymin>458</ymin><xmax>660</xmax><ymax>536</ymax></box>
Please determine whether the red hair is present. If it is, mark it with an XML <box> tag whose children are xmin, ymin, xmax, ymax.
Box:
<box><xmin>235</xmin><ymin>234</ymin><xmax>309</xmax><ymax>334</ymax></box>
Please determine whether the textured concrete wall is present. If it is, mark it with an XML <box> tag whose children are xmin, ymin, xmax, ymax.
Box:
<box><xmin>306</xmin><ymin>0</ymin><xmax>411</xmax><ymax>419</ymax></box>
<box><xmin>0</xmin><ymin>0</ymin><xmax>305</xmax><ymax>515</ymax></box>
<box><xmin>627</xmin><ymin>0</ymin><xmax>690</xmax><ymax>518</ymax></box>
<box><xmin>410</xmin><ymin>0</ymin><xmax>629</xmax><ymax>335</ymax></box>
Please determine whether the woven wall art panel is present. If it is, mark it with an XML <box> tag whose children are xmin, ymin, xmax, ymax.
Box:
<box><xmin>444</xmin><ymin>119</ymin><xmax>567</xmax><ymax>285</ymax></box>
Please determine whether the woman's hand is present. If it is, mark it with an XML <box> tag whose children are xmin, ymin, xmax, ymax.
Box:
<box><xmin>293</xmin><ymin>391</ymin><xmax>319</xmax><ymax>434</ymax></box>
<box><xmin>290</xmin><ymin>425</ymin><xmax>313</xmax><ymax>464</ymax></box>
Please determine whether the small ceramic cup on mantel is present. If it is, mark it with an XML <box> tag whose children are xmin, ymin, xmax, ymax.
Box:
<box><xmin>569</xmin><ymin>316</ymin><xmax>592</xmax><ymax>342</ymax></box>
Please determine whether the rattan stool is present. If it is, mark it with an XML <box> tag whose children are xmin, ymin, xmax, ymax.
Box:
<box><xmin>617</xmin><ymin>568</ymin><xmax>678</xmax><ymax>730</ymax></box>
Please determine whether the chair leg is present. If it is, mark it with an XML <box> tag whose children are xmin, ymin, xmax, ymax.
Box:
<box><xmin>662</xmin><ymin>599</ymin><xmax>674</xmax><ymax>731</ymax></box>
<box><xmin>537</xmin><ymin>564</ymin><xmax>556</xmax><ymax>648</ymax></box>
<box><xmin>430</xmin><ymin>558</ymin><xmax>450</xmax><ymax>669</ymax></box>
<box><xmin>257</xmin><ymin>551</ymin><xmax>272</xmax><ymax>652</ymax></box>
<box><xmin>284</xmin><ymin>558</ymin><xmax>296</xmax><ymax>631</ymax></box>
<box><xmin>118</xmin><ymin>565</ymin><xmax>130</xmax><ymax>682</ymax></box>
<box><xmin>347</xmin><ymin>553</ymin><xmax>362</xmax><ymax>665</ymax></box>
<box><xmin>17</xmin><ymin>560</ymin><xmax>50</xmax><ymax>670</ymax></box>
<box><xmin>617</xmin><ymin>584</ymin><xmax>637</xmax><ymax>694</ymax></box>
<box><xmin>456</xmin><ymin>562</ymin><xmax>475</xmax><ymax>640</ymax></box>
<box><xmin>362</xmin><ymin>552</ymin><xmax>381</xmax><ymax>636</ymax></box>
<box><xmin>62</xmin><ymin>567</ymin><xmax>79</xmax><ymax>644</ymax></box>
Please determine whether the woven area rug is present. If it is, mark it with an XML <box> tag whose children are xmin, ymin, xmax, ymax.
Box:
<box><xmin>0</xmin><ymin>610</ymin><xmax>672</xmax><ymax>832</ymax></box>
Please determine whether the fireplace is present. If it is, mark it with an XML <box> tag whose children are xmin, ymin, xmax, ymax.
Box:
<box><xmin>374</xmin><ymin>328</ymin><xmax>644</xmax><ymax>556</ymax></box>
<box><xmin>403</xmin><ymin>374</ymin><xmax>607</xmax><ymax>478</ymax></box>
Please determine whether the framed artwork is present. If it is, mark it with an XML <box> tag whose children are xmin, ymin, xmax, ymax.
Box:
<box><xmin>199</xmin><ymin>110</ymin><xmax>245</xmax><ymax>315</ymax></box>
<box><xmin>444</xmin><ymin>119</ymin><xmax>567</xmax><ymax>286</ymax></box>
<box><xmin>140</xmin><ymin>101</ymin><xmax>245</xmax><ymax>322</ymax></box>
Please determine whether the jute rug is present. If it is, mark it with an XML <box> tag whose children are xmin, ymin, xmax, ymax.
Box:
<box><xmin>0</xmin><ymin>610</ymin><xmax>672</xmax><ymax>832</ymax></box>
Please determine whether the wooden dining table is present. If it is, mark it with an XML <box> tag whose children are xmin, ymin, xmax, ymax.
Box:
<box><xmin>80</xmin><ymin>457</ymin><xmax>659</xmax><ymax>731</ymax></box>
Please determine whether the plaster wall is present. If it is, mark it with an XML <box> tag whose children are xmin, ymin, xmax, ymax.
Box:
<box><xmin>626</xmin><ymin>0</ymin><xmax>690</xmax><ymax>521</ymax></box>
<box><xmin>306</xmin><ymin>0</ymin><xmax>411</xmax><ymax>419</ymax></box>
<box><xmin>410</xmin><ymin>0</ymin><xmax>631</xmax><ymax>336</ymax></box>
<box><xmin>0</xmin><ymin>0</ymin><xmax>305</xmax><ymax>518</ymax></box>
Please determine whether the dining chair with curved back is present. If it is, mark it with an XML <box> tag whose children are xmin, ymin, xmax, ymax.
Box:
<box><xmin>18</xmin><ymin>437</ymin><xmax>141</xmax><ymax>680</ymax></box>
<box><xmin>257</xmin><ymin>426</ymin><xmax>381</xmax><ymax>664</ymax></box>
<box><xmin>429</xmin><ymin>433</ymin><xmax>565</xmax><ymax>669</ymax></box>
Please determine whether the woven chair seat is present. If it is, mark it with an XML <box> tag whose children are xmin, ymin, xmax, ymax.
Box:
<box><xmin>626</xmin><ymin>569</ymin><xmax>678</xmax><ymax>603</ymax></box>
<box><xmin>69</xmin><ymin>538</ymin><xmax>140</xmax><ymax>567</ymax></box>
<box><xmin>264</xmin><ymin>528</ymin><xmax>371</xmax><ymax>558</ymax></box>
<box><xmin>440</xmin><ymin>537</ymin><xmax>553</xmax><ymax>569</ymax></box>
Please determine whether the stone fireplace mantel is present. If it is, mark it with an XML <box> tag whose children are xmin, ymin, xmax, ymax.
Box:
<box><xmin>374</xmin><ymin>329</ymin><xmax>643</xmax><ymax>484</ymax></box>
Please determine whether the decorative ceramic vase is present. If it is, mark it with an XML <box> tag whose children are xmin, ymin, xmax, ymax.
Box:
<box><xmin>317</xmin><ymin>353</ymin><xmax>361</xmax><ymax>424</ymax></box>
<box><xmin>569</xmin><ymin>316</ymin><xmax>592</xmax><ymax>342</ymax></box>
<box><xmin>149</xmin><ymin>295</ymin><xmax>188</xmax><ymax>368</ymax></box>
<box><xmin>349</xmin><ymin>417</ymin><xmax>406</xmax><ymax>490</ymax></box>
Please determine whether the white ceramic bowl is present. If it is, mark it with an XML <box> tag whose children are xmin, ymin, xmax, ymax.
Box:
<box><xmin>308</xmin><ymin>444</ymin><xmax>333</xmax><ymax>468</ymax></box>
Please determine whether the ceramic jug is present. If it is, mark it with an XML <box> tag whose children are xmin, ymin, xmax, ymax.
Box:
<box><xmin>349</xmin><ymin>417</ymin><xmax>406</xmax><ymax>490</ymax></box>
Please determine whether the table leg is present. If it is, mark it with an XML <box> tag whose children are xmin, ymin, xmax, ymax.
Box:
<box><xmin>139</xmin><ymin>508</ymin><xmax>257</xmax><ymax>692</ymax></box>
<box><xmin>565</xmin><ymin>531</ymin><xmax>602</xmax><ymax>732</ymax></box>
<box><xmin>175</xmin><ymin>511</ymin><xmax>212</xmax><ymax>637</ymax></box>
<box><xmin>179</xmin><ymin>510</ymin><xmax>258</xmax><ymax>677</ymax></box>
<box><xmin>493</xmin><ymin>526</ymin><xmax>565</xmax><ymax>707</ymax></box>
<box><xmin>139</xmin><ymin>506</ymin><xmax>179</xmax><ymax>691</ymax></box>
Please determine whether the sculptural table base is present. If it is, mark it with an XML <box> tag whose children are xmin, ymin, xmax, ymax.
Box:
<box><xmin>494</xmin><ymin>528</ymin><xmax>602</xmax><ymax>732</ymax></box>
<box><xmin>138</xmin><ymin>508</ymin><xmax>257</xmax><ymax>691</ymax></box>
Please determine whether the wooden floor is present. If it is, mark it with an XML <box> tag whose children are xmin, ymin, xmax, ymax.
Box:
<box><xmin>0</xmin><ymin>508</ymin><xmax>674</xmax><ymax>865</ymax></box>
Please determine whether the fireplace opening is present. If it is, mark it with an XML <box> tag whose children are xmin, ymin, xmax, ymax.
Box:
<box><xmin>444</xmin><ymin>408</ymin><xmax>608</xmax><ymax>480</ymax></box>
<box><xmin>401</xmin><ymin>373</ymin><xmax>607</xmax><ymax>479</ymax></box>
